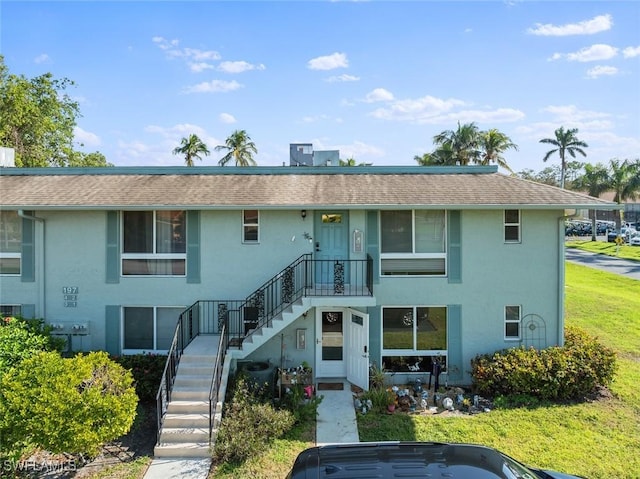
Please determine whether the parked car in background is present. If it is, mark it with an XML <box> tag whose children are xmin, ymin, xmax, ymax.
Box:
<box><xmin>286</xmin><ymin>442</ymin><xmax>585</xmax><ymax>479</ymax></box>
<box><xmin>629</xmin><ymin>234</ymin><xmax>640</xmax><ymax>246</ymax></box>
<box><xmin>608</xmin><ymin>227</ymin><xmax>638</xmax><ymax>243</ymax></box>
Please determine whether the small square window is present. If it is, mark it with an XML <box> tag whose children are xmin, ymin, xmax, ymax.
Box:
<box><xmin>243</xmin><ymin>210</ymin><xmax>259</xmax><ymax>243</ymax></box>
<box><xmin>505</xmin><ymin>305</ymin><xmax>521</xmax><ymax>340</ymax></box>
<box><xmin>504</xmin><ymin>210</ymin><xmax>521</xmax><ymax>243</ymax></box>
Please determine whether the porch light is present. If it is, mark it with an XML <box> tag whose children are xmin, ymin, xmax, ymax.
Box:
<box><xmin>301</xmin><ymin>209</ymin><xmax>307</xmax><ymax>220</ymax></box>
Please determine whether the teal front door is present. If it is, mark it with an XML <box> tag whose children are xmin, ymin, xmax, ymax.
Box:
<box><xmin>314</xmin><ymin>211</ymin><xmax>349</xmax><ymax>285</ymax></box>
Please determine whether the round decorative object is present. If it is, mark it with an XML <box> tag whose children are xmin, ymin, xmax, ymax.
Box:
<box><xmin>442</xmin><ymin>397</ymin><xmax>454</xmax><ymax>410</ymax></box>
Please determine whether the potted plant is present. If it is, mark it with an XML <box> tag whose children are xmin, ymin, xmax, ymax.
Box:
<box><xmin>386</xmin><ymin>388</ymin><xmax>397</xmax><ymax>412</ymax></box>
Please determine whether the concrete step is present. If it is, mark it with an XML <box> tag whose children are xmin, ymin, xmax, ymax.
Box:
<box><xmin>178</xmin><ymin>365</ymin><xmax>215</xmax><ymax>376</ymax></box>
<box><xmin>180</xmin><ymin>355</ymin><xmax>217</xmax><ymax>365</ymax></box>
<box><xmin>174</xmin><ymin>376</ymin><xmax>212</xmax><ymax>389</ymax></box>
<box><xmin>167</xmin><ymin>400</ymin><xmax>209</xmax><ymax>414</ymax></box>
<box><xmin>171</xmin><ymin>388</ymin><xmax>210</xmax><ymax>401</ymax></box>
<box><xmin>160</xmin><ymin>427</ymin><xmax>209</xmax><ymax>443</ymax></box>
<box><xmin>154</xmin><ymin>442</ymin><xmax>211</xmax><ymax>458</ymax></box>
<box><xmin>163</xmin><ymin>413</ymin><xmax>209</xmax><ymax>429</ymax></box>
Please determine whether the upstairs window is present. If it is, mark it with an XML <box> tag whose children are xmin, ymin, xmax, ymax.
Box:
<box><xmin>122</xmin><ymin>211</ymin><xmax>186</xmax><ymax>275</ymax></box>
<box><xmin>505</xmin><ymin>305</ymin><xmax>521</xmax><ymax>340</ymax></box>
<box><xmin>504</xmin><ymin>210</ymin><xmax>521</xmax><ymax>243</ymax></box>
<box><xmin>380</xmin><ymin>210</ymin><xmax>446</xmax><ymax>275</ymax></box>
<box><xmin>0</xmin><ymin>211</ymin><xmax>21</xmax><ymax>275</ymax></box>
<box><xmin>242</xmin><ymin>210</ymin><xmax>259</xmax><ymax>243</ymax></box>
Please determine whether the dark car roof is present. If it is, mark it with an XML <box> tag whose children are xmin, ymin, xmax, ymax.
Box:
<box><xmin>286</xmin><ymin>442</ymin><xmax>546</xmax><ymax>479</ymax></box>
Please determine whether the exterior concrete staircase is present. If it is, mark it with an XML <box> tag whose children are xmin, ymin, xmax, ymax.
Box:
<box><xmin>234</xmin><ymin>298</ymin><xmax>311</xmax><ymax>359</ymax></box>
<box><xmin>154</xmin><ymin>338</ymin><xmax>220</xmax><ymax>458</ymax></box>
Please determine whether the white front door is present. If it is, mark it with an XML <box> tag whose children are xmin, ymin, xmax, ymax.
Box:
<box><xmin>347</xmin><ymin>309</ymin><xmax>369</xmax><ymax>391</ymax></box>
<box><xmin>316</xmin><ymin>310</ymin><xmax>346</xmax><ymax>378</ymax></box>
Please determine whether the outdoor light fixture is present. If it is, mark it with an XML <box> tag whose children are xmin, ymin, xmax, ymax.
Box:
<box><xmin>301</xmin><ymin>209</ymin><xmax>307</xmax><ymax>220</ymax></box>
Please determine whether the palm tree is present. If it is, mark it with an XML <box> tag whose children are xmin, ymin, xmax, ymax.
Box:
<box><xmin>172</xmin><ymin>134</ymin><xmax>210</xmax><ymax>167</ymax></box>
<box><xmin>478</xmin><ymin>128</ymin><xmax>518</xmax><ymax>173</ymax></box>
<box><xmin>573</xmin><ymin>163</ymin><xmax>610</xmax><ymax>241</ymax></box>
<box><xmin>539</xmin><ymin>127</ymin><xmax>588</xmax><ymax>189</ymax></box>
<box><xmin>432</xmin><ymin>122</ymin><xmax>481</xmax><ymax>166</ymax></box>
<box><xmin>607</xmin><ymin>158</ymin><xmax>640</xmax><ymax>229</ymax></box>
<box><xmin>215</xmin><ymin>130</ymin><xmax>258</xmax><ymax>166</ymax></box>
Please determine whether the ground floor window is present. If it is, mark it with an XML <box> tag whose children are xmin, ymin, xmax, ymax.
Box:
<box><xmin>122</xmin><ymin>306</ymin><xmax>183</xmax><ymax>352</ymax></box>
<box><xmin>381</xmin><ymin>306</ymin><xmax>447</xmax><ymax>373</ymax></box>
<box><xmin>505</xmin><ymin>305</ymin><xmax>521</xmax><ymax>340</ymax></box>
<box><xmin>0</xmin><ymin>304</ymin><xmax>21</xmax><ymax>317</ymax></box>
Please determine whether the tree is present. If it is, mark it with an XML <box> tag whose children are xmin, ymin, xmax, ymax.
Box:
<box><xmin>607</xmin><ymin>158</ymin><xmax>640</xmax><ymax>228</ymax></box>
<box><xmin>0</xmin><ymin>351</ymin><xmax>137</xmax><ymax>457</ymax></box>
<box><xmin>172</xmin><ymin>134</ymin><xmax>210</xmax><ymax>167</ymax></box>
<box><xmin>339</xmin><ymin>157</ymin><xmax>368</xmax><ymax>166</ymax></box>
<box><xmin>0</xmin><ymin>55</ymin><xmax>80</xmax><ymax>167</ymax></box>
<box><xmin>572</xmin><ymin>163</ymin><xmax>610</xmax><ymax>240</ymax></box>
<box><xmin>478</xmin><ymin>128</ymin><xmax>518</xmax><ymax>173</ymax></box>
<box><xmin>215</xmin><ymin>130</ymin><xmax>258</xmax><ymax>166</ymax></box>
<box><xmin>539</xmin><ymin>127</ymin><xmax>588</xmax><ymax>189</ymax></box>
<box><xmin>67</xmin><ymin>151</ymin><xmax>113</xmax><ymax>167</ymax></box>
<box><xmin>432</xmin><ymin>121</ymin><xmax>481</xmax><ymax>166</ymax></box>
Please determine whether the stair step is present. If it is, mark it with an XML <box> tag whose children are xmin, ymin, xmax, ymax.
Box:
<box><xmin>172</xmin><ymin>388</ymin><xmax>210</xmax><ymax>401</ymax></box>
<box><xmin>160</xmin><ymin>427</ymin><xmax>209</xmax><ymax>443</ymax></box>
<box><xmin>174</xmin><ymin>376</ymin><xmax>212</xmax><ymax>388</ymax></box>
<box><xmin>178</xmin><ymin>366</ymin><xmax>215</xmax><ymax>376</ymax></box>
<box><xmin>154</xmin><ymin>442</ymin><xmax>211</xmax><ymax>458</ymax></box>
<box><xmin>167</xmin><ymin>400</ymin><xmax>210</xmax><ymax>414</ymax></box>
<box><xmin>163</xmin><ymin>413</ymin><xmax>209</xmax><ymax>428</ymax></box>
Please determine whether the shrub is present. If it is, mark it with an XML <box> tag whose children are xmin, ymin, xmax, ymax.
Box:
<box><xmin>471</xmin><ymin>326</ymin><xmax>617</xmax><ymax>402</ymax></box>
<box><xmin>0</xmin><ymin>316</ymin><xmax>64</xmax><ymax>376</ymax></box>
<box><xmin>0</xmin><ymin>351</ymin><xmax>138</xmax><ymax>457</ymax></box>
<box><xmin>213</xmin><ymin>375</ymin><xmax>294</xmax><ymax>465</ymax></box>
<box><xmin>112</xmin><ymin>353</ymin><xmax>166</xmax><ymax>403</ymax></box>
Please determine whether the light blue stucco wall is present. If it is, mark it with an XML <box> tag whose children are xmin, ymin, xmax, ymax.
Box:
<box><xmin>0</xmin><ymin>206</ymin><xmax>565</xmax><ymax>385</ymax></box>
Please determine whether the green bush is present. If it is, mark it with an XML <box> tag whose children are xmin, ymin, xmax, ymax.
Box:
<box><xmin>471</xmin><ymin>325</ymin><xmax>617</xmax><ymax>402</ymax></box>
<box><xmin>112</xmin><ymin>353</ymin><xmax>166</xmax><ymax>403</ymax></box>
<box><xmin>213</xmin><ymin>375</ymin><xmax>294</xmax><ymax>465</ymax></box>
<box><xmin>0</xmin><ymin>316</ymin><xmax>64</xmax><ymax>376</ymax></box>
<box><xmin>0</xmin><ymin>351</ymin><xmax>138</xmax><ymax>458</ymax></box>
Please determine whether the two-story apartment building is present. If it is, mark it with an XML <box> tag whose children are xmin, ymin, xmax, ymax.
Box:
<box><xmin>0</xmin><ymin>165</ymin><xmax>617</xmax><ymax>390</ymax></box>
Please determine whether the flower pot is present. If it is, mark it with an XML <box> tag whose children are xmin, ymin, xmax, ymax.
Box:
<box><xmin>387</xmin><ymin>404</ymin><xmax>396</xmax><ymax>412</ymax></box>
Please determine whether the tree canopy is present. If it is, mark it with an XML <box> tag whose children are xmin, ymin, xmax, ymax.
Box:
<box><xmin>0</xmin><ymin>55</ymin><xmax>109</xmax><ymax>167</ymax></box>
<box><xmin>173</xmin><ymin>133</ymin><xmax>210</xmax><ymax>166</ymax></box>
<box><xmin>540</xmin><ymin>126</ymin><xmax>588</xmax><ymax>189</ymax></box>
<box><xmin>215</xmin><ymin>130</ymin><xmax>258</xmax><ymax>166</ymax></box>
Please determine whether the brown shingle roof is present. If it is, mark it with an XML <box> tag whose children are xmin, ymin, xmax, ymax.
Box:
<box><xmin>0</xmin><ymin>166</ymin><xmax>618</xmax><ymax>210</ymax></box>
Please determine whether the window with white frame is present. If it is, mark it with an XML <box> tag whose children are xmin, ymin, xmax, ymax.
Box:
<box><xmin>380</xmin><ymin>210</ymin><xmax>446</xmax><ymax>275</ymax></box>
<box><xmin>505</xmin><ymin>305</ymin><xmax>521</xmax><ymax>340</ymax></box>
<box><xmin>0</xmin><ymin>305</ymin><xmax>22</xmax><ymax>317</ymax></box>
<box><xmin>122</xmin><ymin>306</ymin><xmax>183</xmax><ymax>352</ymax></box>
<box><xmin>122</xmin><ymin>211</ymin><xmax>186</xmax><ymax>275</ymax></box>
<box><xmin>504</xmin><ymin>209</ymin><xmax>521</xmax><ymax>243</ymax></box>
<box><xmin>0</xmin><ymin>211</ymin><xmax>21</xmax><ymax>275</ymax></box>
<box><xmin>381</xmin><ymin>306</ymin><xmax>447</xmax><ymax>372</ymax></box>
<box><xmin>242</xmin><ymin>210</ymin><xmax>259</xmax><ymax>243</ymax></box>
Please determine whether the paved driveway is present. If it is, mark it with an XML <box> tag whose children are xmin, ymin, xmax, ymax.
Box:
<box><xmin>565</xmin><ymin>248</ymin><xmax>640</xmax><ymax>280</ymax></box>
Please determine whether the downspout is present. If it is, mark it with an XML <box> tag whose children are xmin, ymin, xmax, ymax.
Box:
<box><xmin>18</xmin><ymin>210</ymin><xmax>45</xmax><ymax>319</ymax></box>
<box><xmin>557</xmin><ymin>209</ymin><xmax>580</xmax><ymax>346</ymax></box>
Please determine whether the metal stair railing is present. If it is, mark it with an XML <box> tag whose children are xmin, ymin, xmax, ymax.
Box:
<box><xmin>155</xmin><ymin>253</ymin><xmax>374</xmax><ymax>446</ymax></box>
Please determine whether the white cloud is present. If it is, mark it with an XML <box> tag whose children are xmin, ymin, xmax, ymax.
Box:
<box><xmin>218</xmin><ymin>61</ymin><xmax>266</xmax><ymax>73</ymax></box>
<box><xmin>326</xmin><ymin>74</ymin><xmax>360</xmax><ymax>83</ymax></box>
<box><xmin>364</xmin><ymin>88</ymin><xmax>394</xmax><ymax>103</ymax></box>
<box><xmin>34</xmin><ymin>53</ymin><xmax>51</xmax><ymax>64</ymax></box>
<box><xmin>189</xmin><ymin>62</ymin><xmax>215</xmax><ymax>73</ymax></box>
<box><xmin>586</xmin><ymin>65</ymin><xmax>619</xmax><ymax>79</ymax></box>
<box><xmin>182</xmin><ymin>80</ymin><xmax>243</xmax><ymax>94</ymax></box>
<box><xmin>528</xmin><ymin>14</ymin><xmax>612</xmax><ymax>36</ymax></box>
<box><xmin>219</xmin><ymin>113</ymin><xmax>237</xmax><ymax>124</ymax></box>
<box><xmin>369</xmin><ymin>95</ymin><xmax>467</xmax><ymax>122</ymax></box>
<box><xmin>550</xmin><ymin>44</ymin><xmax>618</xmax><ymax>62</ymax></box>
<box><xmin>623</xmin><ymin>46</ymin><xmax>640</xmax><ymax>58</ymax></box>
<box><xmin>307</xmin><ymin>52</ymin><xmax>348</xmax><ymax>70</ymax></box>
<box><xmin>74</xmin><ymin>127</ymin><xmax>101</xmax><ymax>147</ymax></box>
<box><xmin>152</xmin><ymin>36</ymin><xmax>221</xmax><ymax>70</ymax></box>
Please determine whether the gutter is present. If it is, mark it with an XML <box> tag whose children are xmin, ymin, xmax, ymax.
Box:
<box><xmin>18</xmin><ymin>210</ymin><xmax>45</xmax><ymax>319</ymax></box>
<box><xmin>557</xmin><ymin>209</ymin><xmax>581</xmax><ymax>346</ymax></box>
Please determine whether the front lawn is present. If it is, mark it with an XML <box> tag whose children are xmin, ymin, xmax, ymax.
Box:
<box><xmin>358</xmin><ymin>263</ymin><xmax>640</xmax><ymax>479</ymax></box>
<box><xmin>566</xmin><ymin>239</ymin><xmax>640</xmax><ymax>262</ymax></box>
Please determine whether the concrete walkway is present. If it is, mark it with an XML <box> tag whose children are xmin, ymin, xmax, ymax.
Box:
<box><xmin>316</xmin><ymin>380</ymin><xmax>359</xmax><ymax>445</ymax></box>
<box><xmin>143</xmin><ymin>457</ymin><xmax>211</xmax><ymax>479</ymax></box>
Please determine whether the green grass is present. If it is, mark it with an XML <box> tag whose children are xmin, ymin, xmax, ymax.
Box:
<box><xmin>359</xmin><ymin>263</ymin><xmax>640</xmax><ymax>479</ymax></box>
<box><xmin>566</xmin><ymin>239</ymin><xmax>640</xmax><ymax>261</ymax></box>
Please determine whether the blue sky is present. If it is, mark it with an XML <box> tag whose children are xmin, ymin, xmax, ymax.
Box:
<box><xmin>2</xmin><ymin>1</ymin><xmax>639</xmax><ymax>172</ymax></box>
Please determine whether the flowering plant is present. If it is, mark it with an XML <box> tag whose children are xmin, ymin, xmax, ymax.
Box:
<box><xmin>386</xmin><ymin>388</ymin><xmax>398</xmax><ymax>406</ymax></box>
